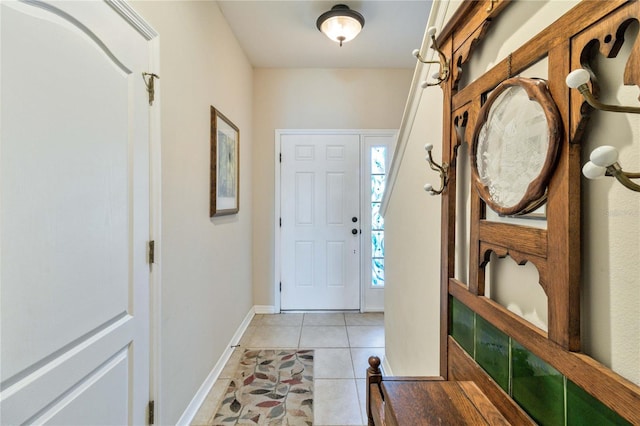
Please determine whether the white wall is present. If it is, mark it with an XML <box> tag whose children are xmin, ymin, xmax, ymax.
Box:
<box><xmin>580</xmin><ymin>26</ymin><xmax>640</xmax><ymax>384</ymax></box>
<box><xmin>384</xmin><ymin>87</ymin><xmax>443</xmax><ymax>375</ymax></box>
<box><xmin>131</xmin><ymin>2</ymin><xmax>254</xmax><ymax>423</ymax></box>
<box><xmin>252</xmin><ymin>68</ymin><xmax>413</xmax><ymax>307</ymax></box>
<box><xmin>385</xmin><ymin>0</ymin><xmax>640</xmax><ymax>385</ymax></box>
<box><xmin>382</xmin><ymin>0</ymin><xmax>458</xmax><ymax>377</ymax></box>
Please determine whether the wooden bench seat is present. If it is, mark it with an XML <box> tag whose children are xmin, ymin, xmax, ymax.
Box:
<box><xmin>366</xmin><ymin>356</ymin><xmax>511</xmax><ymax>426</ymax></box>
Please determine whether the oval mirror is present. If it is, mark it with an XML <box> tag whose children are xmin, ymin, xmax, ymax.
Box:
<box><xmin>471</xmin><ymin>77</ymin><xmax>562</xmax><ymax>216</ymax></box>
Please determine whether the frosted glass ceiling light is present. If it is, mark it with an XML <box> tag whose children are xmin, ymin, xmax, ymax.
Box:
<box><xmin>317</xmin><ymin>4</ymin><xmax>364</xmax><ymax>47</ymax></box>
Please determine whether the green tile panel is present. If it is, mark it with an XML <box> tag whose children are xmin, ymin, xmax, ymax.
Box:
<box><xmin>450</xmin><ymin>297</ymin><xmax>475</xmax><ymax>356</ymax></box>
<box><xmin>511</xmin><ymin>340</ymin><xmax>564</xmax><ymax>425</ymax></box>
<box><xmin>449</xmin><ymin>297</ymin><xmax>630</xmax><ymax>426</ymax></box>
<box><xmin>475</xmin><ymin>315</ymin><xmax>510</xmax><ymax>392</ymax></box>
<box><xmin>566</xmin><ymin>379</ymin><xmax>630</xmax><ymax>426</ymax></box>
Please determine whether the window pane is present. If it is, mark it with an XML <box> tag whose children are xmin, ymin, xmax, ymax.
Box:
<box><xmin>372</xmin><ymin>231</ymin><xmax>384</xmax><ymax>257</ymax></box>
<box><xmin>371</xmin><ymin>146</ymin><xmax>386</xmax><ymax>174</ymax></box>
<box><xmin>372</xmin><ymin>258</ymin><xmax>385</xmax><ymax>286</ymax></box>
<box><xmin>371</xmin><ymin>202</ymin><xmax>384</xmax><ymax>230</ymax></box>
<box><xmin>370</xmin><ymin>145</ymin><xmax>387</xmax><ymax>288</ymax></box>
<box><xmin>371</xmin><ymin>175</ymin><xmax>385</xmax><ymax>202</ymax></box>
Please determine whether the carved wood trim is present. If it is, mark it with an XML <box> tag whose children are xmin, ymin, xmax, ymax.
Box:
<box><xmin>452</xmin><ymin>0</ymin><xmax>628</xmax><ymax>111</ymax></box>
<box><xmin>478</xmin><ymin>221</ymin><xmax>547</xmax><ymax>257</ymax></box>
<box><xmin>478</xmin><ymin>242</ymin><xmax>549</xmax><ymax>295</ymax></box>
<box><xmin>438</xmin><ymin>0</ymin><xmax>511</xmax><ymax>51</ymax></box>
<box><xmin>453</xmin><ymin>102</ymin><xmax>481</xmax><ymax>149</ymax></box>
<box><xmin>452</xmin><ymin>22</ymin><xmax>493</xmax><ymax>90</ymax></box>
<box><xmin>569</xmin><ymin>1</ymin><xmax>640</xmax><ymax>143</ymax></box>
<box><xmin>453</xmin><ymin>107</ymin><xmax>469</xmax><ymax>148</ymax></box>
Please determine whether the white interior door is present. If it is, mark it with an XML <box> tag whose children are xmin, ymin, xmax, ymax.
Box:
<box><xmin>280</xmin><ymin>133</ymin><xmax>360</xmax><ymax>310</ymax></box>
<box><xmin>1</xmin><ymin>1</ymin><xmax>152</xmax><ymax>424</ymax></box>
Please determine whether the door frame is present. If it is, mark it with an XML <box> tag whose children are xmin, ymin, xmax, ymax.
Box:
<box><xmin>274</xmin><ymin>129</ymin><xmax>396</xmax><ymax>313</ymax></box>
<box><xmin>106</xmin><ymin>1</ymin><xmax>163</xmax><ymax>423</ymax></box>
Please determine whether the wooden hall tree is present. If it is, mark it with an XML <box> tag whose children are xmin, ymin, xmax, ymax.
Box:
<box><xmin>367</xmin><ymin>1</ymin><xmax>640</xmax><ymax>424</ymax></box>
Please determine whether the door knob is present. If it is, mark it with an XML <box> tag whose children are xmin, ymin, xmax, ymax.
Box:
<box><xmin>352</xmin><ymin>228</ymin><xmax>358</xmax><ymax>235</ymax></box>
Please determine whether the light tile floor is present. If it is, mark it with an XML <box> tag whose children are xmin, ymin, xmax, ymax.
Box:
<box><xmin>191</xmin><ymin>312</ymin><xmax>384</xmax><ymax>426</ymax></box>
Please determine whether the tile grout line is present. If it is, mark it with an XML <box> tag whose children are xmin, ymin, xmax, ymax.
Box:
<box><xmin>192</xmin><ymin>314</ymin><xmax>382</xmax><ymax>426</ymax></box>
<box><xmin>347</xmin><ymin>319</ymin><xmax>366</xmax><ymax>425</ymax></box>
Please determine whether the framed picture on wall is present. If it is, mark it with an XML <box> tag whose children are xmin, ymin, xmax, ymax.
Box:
<box><xmin>210</xmin><ymin>106</ymin><xmax>239</xmax><ymax>217</ymax></box>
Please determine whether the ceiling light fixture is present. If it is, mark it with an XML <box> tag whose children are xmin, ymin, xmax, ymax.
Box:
<box><xmin>316</xmin><ymin>4</ymin><xmax>365</xmax><ymax>47</ymax></box>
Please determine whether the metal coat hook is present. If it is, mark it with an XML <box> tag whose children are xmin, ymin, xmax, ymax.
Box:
<box><xmin>582</xmin><ymin>145</ymin><xmax>640</xmax><ymax>192</ymax></box>
<box><xmin>412</xmin><ymin>27</ymin><xmax>450</xmax><ymax>88</ymax></box>
<box><xmin>423</xmin><ymin>143</ymin><xmax>456</xmax><ymax>195</ymax></box>
<box><xmin>142</xmin><ymin>72</ymin><xmax>160</xmax><ymax>106</ymax></box>
<box><xmin>566</xmin><ymin>69</ymin><xmax>640</xmax><ymax>192</ymax></box>
<box><xmin>566</xmin><ymin>68</ymin><xmax>640</xmax><ymax>114</ymax></box>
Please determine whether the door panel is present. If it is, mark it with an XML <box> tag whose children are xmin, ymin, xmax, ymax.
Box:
<box><xmin>326</xmin><ymin>241</ymin><xmax>345</xmax><ymax>286</ymax></box>
<box><xmin>1</xmin><ymin>1</ymin><xmax>151</xmax><ymax>424</ymax></box>
<box><xmin>38</xmin><ymin>349</ymin><xmax>130</xmax><ymax>426</ymax></box>
<box><xmin>326</xmin><ymin>173</ymin><xmax>345</xmax><ymax>224</ymax></box>
<box><xmin>281</xmin><ymin>134</ymin><xmax>360</xmax><ymax>310</ymax></box>
<box><xmin>295</xmin><ymin>241</ymin><xmax>314</xmax><ymax>287</ymax></box>
<box><xmin>295</xmin><ymin>173</ymin><xmax>314</xmax><ymax>224</ymax></box>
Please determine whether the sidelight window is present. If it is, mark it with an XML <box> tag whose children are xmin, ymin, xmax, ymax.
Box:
<box><xmin>370</xmin><ymin>146</ymin><xmax>386</xmax><ymax>287</ymax></box>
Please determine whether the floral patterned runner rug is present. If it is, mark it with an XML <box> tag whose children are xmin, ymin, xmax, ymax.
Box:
<box><xmin>212</xmin><ymin>349</ymin><xmax>314</xmax><ymax>425</ymax></box>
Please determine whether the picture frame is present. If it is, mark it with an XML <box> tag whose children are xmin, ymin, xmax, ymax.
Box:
<box><xmin>210</xmin><ymin>106</ymin><xmax>239</xmax><ymax>217</ymax></box>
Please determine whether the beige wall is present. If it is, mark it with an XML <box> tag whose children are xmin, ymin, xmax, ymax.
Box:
<box><xmin>381</xmin><ymin>0</ymin><xmax>459</xmax><ymax>377</ymax></box>
<box><xmin>252</xmin><ymin>68</ymin><xmax>413</xmax><ymax>307</ymax></box>
<box><xmin>578</xmin><ymin>28</ymin><xmax>640</xmax><ymax>384</ymax></box>
<box><xmin>385</xmin><ymin>0</ymin><xmax>640</xmax><ymax>385</ymax></box>
<box><xmin>384</xmin><ymin>87</ymin><xmax>443</xmax><ymax>375</ymax></box>
<box><xmin>131</xmin><ymin>2</ymin><xmax>254</xmax><ymax>423</ymax></box>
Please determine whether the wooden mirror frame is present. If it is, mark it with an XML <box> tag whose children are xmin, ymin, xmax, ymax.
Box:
<box><xmin>470</xmin><ymin>77</ymin><xmax>562</xmax><ymax>216</ymax></box>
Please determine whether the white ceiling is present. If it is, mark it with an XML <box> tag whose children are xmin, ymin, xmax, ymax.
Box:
<box><xmin>217</xmin><ymin>1</ymin><xmax>433</xmax><ymax>69</ymax></box>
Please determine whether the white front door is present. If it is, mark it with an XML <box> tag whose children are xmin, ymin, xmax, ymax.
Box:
<box><xmin>280</xmin><ymin>133</ymin><xmax>360</xmax><ymax>310</ymax></box>
<box><xmin>1</xmin><ymin>1</ymin><xmax>153</xmax><ymax>424</ymax></box>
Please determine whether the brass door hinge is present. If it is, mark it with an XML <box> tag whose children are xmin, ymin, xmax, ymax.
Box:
<box><xmin>148</xmin><ymin>240</ymin><xmax>155</xmax><ymax>264</ymax></box>
<box><xmin>142</xmin><ymin>72</ymin><xmax>159</xmax><ymax>106</ymax></box>
<box><xmin>148</xmin><ymin>400</ymin><xmax>155</xmax><ymax>425</ymax></box>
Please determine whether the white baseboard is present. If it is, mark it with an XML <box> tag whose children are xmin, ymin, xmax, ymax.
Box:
<box><xmin>254</xmin><ymin>305</ymin><xmax>276</xmax><ymax>314</ymax></box>
<box><xmin>176</xmin><ymin>307</ymin><xmax>255</xmax><ymax>426</ymax></box>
